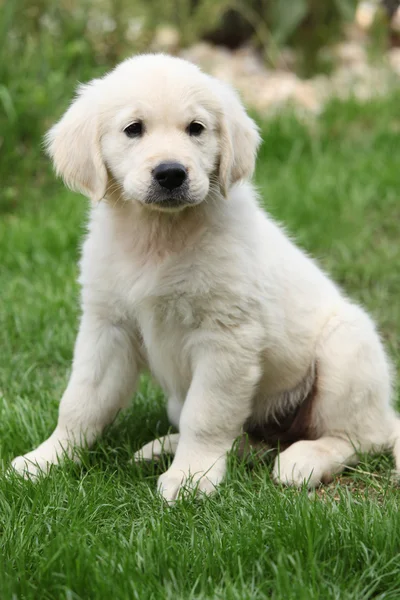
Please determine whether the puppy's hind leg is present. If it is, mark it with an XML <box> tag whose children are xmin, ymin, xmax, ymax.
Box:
<box><xmin>272</xmin><ymin>436</ymin><xmax>357</xmax><ymax>487</ymax></box>
<box><xmin>134</xmin><ymin>434</ymin><xmax>180</xmax><ymax>462</ymax></box>
<box><xmin>274</xmin><ymin>304</ymin><xmax>395</xmax><ymax>487</ymax></box>
<box><xmin>134</xmin><ymin>396</ymin><xmax>182</xmax><ymax>462</ymax></box>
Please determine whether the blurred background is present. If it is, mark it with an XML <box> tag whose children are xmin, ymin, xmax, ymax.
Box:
<box><xmin>1</xmin><ymin>0</ymin><xmax>400</xmax><ymax>210</ymax></box>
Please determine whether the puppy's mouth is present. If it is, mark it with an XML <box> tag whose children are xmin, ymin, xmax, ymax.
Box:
<box><xmin>145</xmin><ymin>183</ymin><xmax>196</xmax><ymax>211</ymax></box>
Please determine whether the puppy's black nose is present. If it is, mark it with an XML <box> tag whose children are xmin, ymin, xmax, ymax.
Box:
<box><xmin>153</xmin><ymin>162</ymin><xmax>187</xmax><ymax>190</ymax></box>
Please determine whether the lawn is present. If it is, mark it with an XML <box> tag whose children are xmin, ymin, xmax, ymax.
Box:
<box><xmin>1</xmin><ymin>95</ymin><xmax>400</xmax><ymax>599</ymax></box>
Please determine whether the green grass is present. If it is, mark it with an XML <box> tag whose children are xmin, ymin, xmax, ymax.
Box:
<box><xmin>1</xmin><ymin>94</ymin><xmax>400</xmax><ymax>599</ymax></box>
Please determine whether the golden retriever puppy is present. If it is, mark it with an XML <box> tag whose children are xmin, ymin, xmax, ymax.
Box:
<box><xmin>11</xmin><ymin>54</ymin><xmax>400</xmax><ymax>501</ymax></box>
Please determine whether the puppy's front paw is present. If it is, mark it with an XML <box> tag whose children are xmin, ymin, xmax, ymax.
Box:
<box><xmin>10</xmin><ymin>452</ymin><xmax>52</xmax><ymax>480</ymax></box>
<box><xmin>157</xmin><ymin>457</ymin><xmax>226</xmax><ymax>503</ymax></box>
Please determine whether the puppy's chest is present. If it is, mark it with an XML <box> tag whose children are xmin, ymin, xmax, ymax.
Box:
<box><xmin>117</xmin><ymin>252</ymin><xmax>252</xmax><ymax>393</ymax></box>
<box><xmin>146</xmin><ymin>292</ymin><xmax>205</xmax><ymax>327</ymax></box>
<box><xmin>137</xmin><ymin>290</ymin><xmax>206</xmax><ymax>352</ymax></box>
<box><xmin>133</xmin><ymin>290</ymin><xmax>205</xmax><ymax>396</ymax></box>
<box><xmin>122</xmin><ymin>246</ymin><xmax>217</xmax><ymax>328</ymax></box>
<box><xmin>122</xmin><ymin>255</ymin><xmax>209</xmax><ymax>382</ymax></box>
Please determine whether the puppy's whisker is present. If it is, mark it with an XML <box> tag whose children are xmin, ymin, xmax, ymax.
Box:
<box><xmin>104</xmin><ymin>181</ymin><xmax>123</xmax><ymax>198</ymax></box>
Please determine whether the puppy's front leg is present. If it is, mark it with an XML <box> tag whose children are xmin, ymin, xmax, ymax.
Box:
<box><xmin>11</xmin><ymin>312</ymin><xmax>140</xmax><ymax>478</ymax></box>
<box><xmin>158</xmin><ymin>352</ymin><xmax>261</xmax><ymax>502</ymax></box>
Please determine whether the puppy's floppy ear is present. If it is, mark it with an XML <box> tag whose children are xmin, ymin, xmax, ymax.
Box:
<box><xmin>217</xmin><ymin>82</ymin><xmax>261</xmax><ymax>197</ymax></box>
<box><xmin>45</xmin><ymin>80</ymin><xmax>107</xmax><ymax>202</ymax></box>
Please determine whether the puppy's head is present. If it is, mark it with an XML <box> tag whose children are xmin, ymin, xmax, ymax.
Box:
<box><xmin>46</xmin><ymin>54</ymin><xmax>260</xmax><ymax>210</ymax></box>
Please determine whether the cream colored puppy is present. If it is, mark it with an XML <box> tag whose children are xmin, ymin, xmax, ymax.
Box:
<box><xmin>11</xmin><ymin>54</ymin><xmax>400</xmax><ymax>501</ymax></box>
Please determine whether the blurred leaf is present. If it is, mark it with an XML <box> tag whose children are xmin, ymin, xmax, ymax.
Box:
<box><xmin>65</xmin><ymin>40</ymin><xmax>90</xmax><ymax>59</ymax></box>
<box><xmin>334</xmin><ymin>0</ymin><xmax>358</xmax><ymax>21</ymax></box>
<box><xmin>269</xmin><ymin>0</ymin><xmax>308</xmax><ymax>43</ymax></box>
<box><xmin>0</xmin><ymin>86</ymin><xmax>16</xmax><ymax>123</ymax></box>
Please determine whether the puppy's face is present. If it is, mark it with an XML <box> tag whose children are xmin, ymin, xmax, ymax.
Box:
<box><xmin>100</xmin><ymin>60</ymin><xmax>220</xmax><ymax>211</ymax></box>
<box><xmin>47</xmin><ymin>55</ymin><xmax>260</xmax><ymax>211</ymax></box>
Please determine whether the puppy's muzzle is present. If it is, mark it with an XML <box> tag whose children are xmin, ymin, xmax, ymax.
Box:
<box><xmin>153</xmin><ymin>161</ymin><xmax>187</xmax><ymax>191</ymax></box>
<box><xmin>147</xmin><ymin>161</ymin><xmax>192</xmax><ymax>209</ymax></box>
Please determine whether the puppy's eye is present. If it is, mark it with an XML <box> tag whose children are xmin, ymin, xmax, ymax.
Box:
<box><xmin>187</xmin><ymin>121</ymin><xmax>205</xmax><ymax>136</ymax></box>
<box><xmin>124</xmin><ymin>121</ymin><xmax>143</xmax><ymax>138</ymax></box>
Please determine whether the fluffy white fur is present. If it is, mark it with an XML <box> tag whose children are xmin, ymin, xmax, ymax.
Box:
<box><xmin>11</xmin><ymin>54</ymin><xmax>400</xmax><ymax>501</ymax></box>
